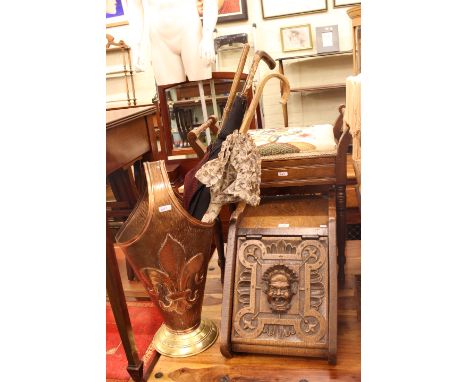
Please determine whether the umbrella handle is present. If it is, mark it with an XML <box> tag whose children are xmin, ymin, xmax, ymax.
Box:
<box><xmin>187</xmin><ymin>115</ymin><xmax>218</xmax><ymax>159</ymax></box>
<box><xmin>241</xmin><ymin>50</ymin><xmax>276</xmax><ymax>97</ymax></box>
<box><xmin>239</xmin><ymin>73</ymin><xmax>290</xmax><ymax>135</ymax></box>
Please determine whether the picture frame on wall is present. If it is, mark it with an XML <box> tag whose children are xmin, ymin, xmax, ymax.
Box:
<box><xmin>333</xmin><ymin>0</ymin><xmax>361</xmax><ymax>8</ymax></box>
<box><xmin>106</xmin><ymin>0</ymin><xmax>128</xmax><ymax>28</ymax></box>
<box><xmin>316</xmin><ymin>25</ymin><xmax>340</xmax><ymax>54</ymax></box>
<box><xmin>261</xmin><ymin>0</ymin><xmax>327</xmax><ymax>19</ymax></box>
<box><xmin>198</xmin><ymin>0</ymin><xmax>248</xmax><ymax>24</ymax></box>
<box><xmin>280</xmin><ymin>25</ymin><xmax>313</xmax><ymax>52</ymax></box>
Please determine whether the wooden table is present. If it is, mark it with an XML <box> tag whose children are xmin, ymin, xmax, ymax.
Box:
<box><xmin>107</xmin><ymin>106</ymin><xmax>164</xmax><ymax>279</ymax></box>
<box><xmin>107</xmin><ymin>105</ymin><xmax>162</xmax><ymax>184</ymax></box>
<box><xmin>106</xmin><ymin>105</ymin><xmax>162</xmax><ymax>382</ymax></box>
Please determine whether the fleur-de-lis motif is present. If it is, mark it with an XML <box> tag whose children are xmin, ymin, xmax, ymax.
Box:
<box><xmin>141</xmin><ymin>234</ymin><xmax>205</xmax><ymax>314</ymax></box>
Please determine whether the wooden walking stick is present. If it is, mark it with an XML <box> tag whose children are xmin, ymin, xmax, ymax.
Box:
<box><xmin>219</xmin><ymin>43</ymin><xmax>250</xmax><ymax>129</ymax></box>
<box><xmin>199</xmin><ymin>73</ymin><xmax>291</xmax><ymax>224</ymax></box>
<box><xmin>238</xmin><ymin>73</ymin><xmax>290</xmax><ymax>135</ymax></box>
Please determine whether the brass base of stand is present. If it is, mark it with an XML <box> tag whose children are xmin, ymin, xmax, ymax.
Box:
<box><xmin>153</xmin><ymin>318</ymin><xmax>218</xmax><ymax>358</ymax></box>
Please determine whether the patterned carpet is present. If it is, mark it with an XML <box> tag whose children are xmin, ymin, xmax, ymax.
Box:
<box><xmin>106</xmin><ymin>301</ymin><xmax>163</xmax><ymax>382</ymax></box>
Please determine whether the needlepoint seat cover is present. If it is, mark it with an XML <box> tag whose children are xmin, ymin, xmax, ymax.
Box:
<box><xmin>250</xmin><ymin>124</ymin><xmax>337</xmax><ymax>159</ymax></box>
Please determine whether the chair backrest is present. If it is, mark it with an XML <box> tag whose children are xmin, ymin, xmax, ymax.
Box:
<box><xmin>174</xmin><ymin>108</ymin><xmax>193</xmax><ymax>148</ymax></box>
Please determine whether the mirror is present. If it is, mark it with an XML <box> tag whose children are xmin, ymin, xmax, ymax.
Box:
<box><xmin>166</xmin><ymin>79</ymin><xmax>233</xmax><ymax>149</ymax></box>
<box><xmin>157</xmin><ymin>72</ymin><xmax>260</xmax><ymax>157</ymax></box>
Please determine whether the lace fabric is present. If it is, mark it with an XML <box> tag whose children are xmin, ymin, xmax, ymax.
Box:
<box><xmin>195</xmin><ymin>131</ymin><xmax>261</xmax><ymax>222</ymax></box>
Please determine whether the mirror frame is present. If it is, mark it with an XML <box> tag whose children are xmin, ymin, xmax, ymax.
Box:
<box><xmin>157</xmin><ymin>71</ymin><xmax>261</xmax><ymax>157</ymax></box>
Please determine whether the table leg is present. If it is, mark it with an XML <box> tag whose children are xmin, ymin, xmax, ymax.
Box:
<box><xmin>108</xmin><ymin>168</ymin><xmax>139</xmax><ymax>281</ymax></box>
<box><xmin>108</xmin><ymin>168</ymin><xmax>139</xmax><ymax>206</ymax></box>
<box><xmin>336</xmin><ymin>185</ymin><xmax>347</xmax><ymax>287</ymax></box>
<box><xmin>106</xmin><ymin>228</ymin><xmax>144</xmax><ymax>382</ymax></box>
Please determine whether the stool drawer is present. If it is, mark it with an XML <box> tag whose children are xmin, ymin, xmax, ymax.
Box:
<box><xmin>261</xmin><ymin>163</ymin><xmax>336</xmax><ymax>183</ymax></box>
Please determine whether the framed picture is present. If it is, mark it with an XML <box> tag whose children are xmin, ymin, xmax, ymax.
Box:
<box><xmin>106</xmin><ymin>0</ymin><xmax>128</xmax><ymax>28</ymax></box>
<box><xmin>333</xmin><ymin>0</ymin><xmax>361</xmax><ymax>8</ymax></box>
<box><xmin>198</xmin><ymin>0</ymin><xmax>248</xmax><ymax>24</ymax></box>
<box><xmin>218</xmin><ymin>0</ymin><xmax>248</xmax><ymax>23</ymax></box>
<box><xmin>261</xmin><ymin>0</ymin><xmax>327</xmax><ymax>19</ymax></box>
<box><xmin>280</xmin><ymin>25</ymin><xmax>313</xmax><ymax>52</ymax></box>
<box><xmin>316</xmin><ymin>25</ymin><xmax>340</xmax><ymax>54</ymax></box>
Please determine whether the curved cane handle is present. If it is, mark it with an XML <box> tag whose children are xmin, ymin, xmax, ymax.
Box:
<box><xmin>239</xmin><ymin>73</ymin><xmax>290</xmax><ymax>135</ymax></box>
<box><xmin>241</xmin><ymin>50</ymin><xmax>276</xmax><ymax>96</ymax></box>
<box><xmin>188</xmin><ymin>115</ymin><xmax>218</xmax><ymax>158</ymax></box>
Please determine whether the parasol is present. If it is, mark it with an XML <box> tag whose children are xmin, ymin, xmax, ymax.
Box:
<box><xmin>208</xmin><ymin>49</ymin><xmax>276</xmax><ymax>160</ymax></box>
<box><xmin>196</xmin><ymin>72</ymin><xmax>291</xmax><ymax>223</ymax></box>
<box><xmin>183</xmin><ymin>47</ymin><xmax>276</xmax><ymax>220</ymax></box>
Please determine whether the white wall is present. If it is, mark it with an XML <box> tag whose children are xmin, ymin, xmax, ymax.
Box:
<box><xmin>106</xmin><ymin>0</ymin><xmax>356</xmax><ymax>126</ymax></box>
<box><xmin>106</xmin><ymin>24</ymin><xmax>157</xmax><ymax>106</ymax></box>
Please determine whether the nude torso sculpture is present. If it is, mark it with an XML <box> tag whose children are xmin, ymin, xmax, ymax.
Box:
<box><xmin>128</xmin><ymin>0</ymin><xmax>218</xmax><ymax>85</ymax></box>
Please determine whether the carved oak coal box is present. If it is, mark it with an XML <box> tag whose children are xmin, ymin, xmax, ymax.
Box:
<box><xmin>220</xmin><ymin>194</ymin><xmax>338</xmax><ymax>364</ymax></box>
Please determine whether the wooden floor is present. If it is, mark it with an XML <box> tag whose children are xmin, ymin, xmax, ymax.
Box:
<box><xmin>114</xmin><ymin>240</ymin><xmax>361</xmax><ymax>382</ymax></box>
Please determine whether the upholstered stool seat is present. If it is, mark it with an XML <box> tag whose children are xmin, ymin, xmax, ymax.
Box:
<box><xmin>250</xmin><ymin>124</ymin><xmax>338</xmax><ymax>159</ymax></box>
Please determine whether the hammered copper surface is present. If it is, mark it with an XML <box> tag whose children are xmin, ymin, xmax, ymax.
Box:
<box><xmin>116</xmin><ymin>161</ymin><xmax>215</xmax><ymax>332</ymax></box>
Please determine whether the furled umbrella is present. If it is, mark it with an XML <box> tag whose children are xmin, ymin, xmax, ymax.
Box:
<box><xmin>208</xmin><ymin>49</ymin><xmax>276</xmax><ymax>159</ymax></box>
<box><xmin>196</xmin><ymin>72</ymin><xmax>291</xmax><ymax>223</ymax></box>
<box><xmin>183</xmin><ymin>47</ymin><xmax>277</xmax><ymax>220</ymax></box>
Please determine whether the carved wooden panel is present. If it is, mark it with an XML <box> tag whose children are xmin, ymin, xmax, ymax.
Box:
<box><xmin>231</xmin><ymin>236</ymin><xmax>329</xmax><ymax>355</ymax></box>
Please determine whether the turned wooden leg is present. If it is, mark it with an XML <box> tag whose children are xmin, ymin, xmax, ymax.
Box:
<box><xmin>106</xmin><ymin>228</ymin><xmax>144</xmax><ymax>382</ymax></box>
<box><xmin>125</xmin><ymin>259</ymin><xmax>136</xmax><ymax>281</ymax></box>
<box><xmin>336</xmin><ymin>185</ymin><xmax>347</xmax><ymax>287</ymax></box>
<box><xmin>108</xmin><ymin>168</ymin><xmax>139</xmax><ymax>281</ymax></box>
<box><xmin>127</xmin><ymin>363</ymin><xmax>144</xmax><ymax>382</ymax></box>
<box><xmin>214</xmin><ymin>217</ymin><xmax>225</xmax><ymax>283</ymax></box>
